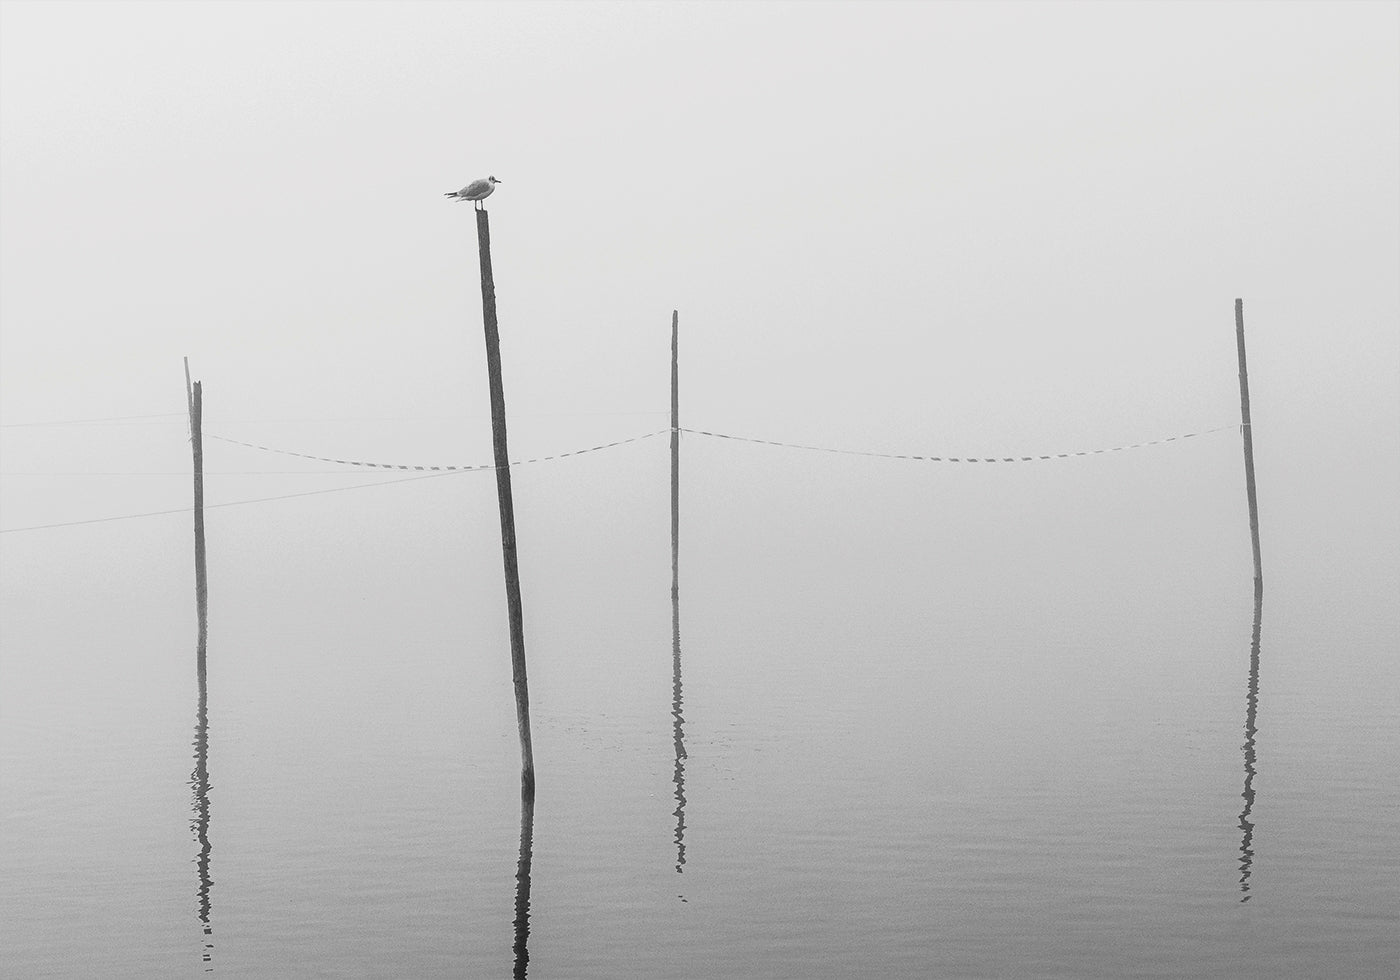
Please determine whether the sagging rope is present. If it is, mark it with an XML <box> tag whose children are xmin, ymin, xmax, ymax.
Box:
<box><xmin>211</xmin><ymin>423</ymin><xmax>1239</xmax><ymax>471</ymax></box>
<box><xmin>679</xmin><ymin>424</ymin><xmax>1240</xmax><ymax>462</ymax></box>
<box><xmin>0</xmin><ymin>430</ymin><xmax>672</xmax><ymax>533</ymax></box>
<box><xmin>206</xmin><ymin>429</ymin><xmax>672</xmax><ymax>471</ymax></box>
<box><xmin>2</xmin><ymin>423</ymin><xmax>1244</xmax><ymax>534</ymax></box>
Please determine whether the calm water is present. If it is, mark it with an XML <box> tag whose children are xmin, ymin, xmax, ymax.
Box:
<box><xmin>2</xmin><ymin>431</ymin><xmax>1398</xmax><ymax>978</ymax></box>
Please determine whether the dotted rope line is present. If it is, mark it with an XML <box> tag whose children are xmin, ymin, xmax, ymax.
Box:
<box><xmin>678</xmin><ymin>424</ymin><xmax>1240</xmax><ymax>462</ymax></box>
<box><xmin>206</xmin><ymin>429</ymin><xmax>672</xmax><ymax>470</ymax></box>
<box><xmin>210</xmin><ymin>423</ymin><xmax>1240</xmax><ymax>472</ymax></box>
<box><xmin>2</xmin><ymin>423</ymin><xmax>1247</xmax><ymax>534</ymax></box>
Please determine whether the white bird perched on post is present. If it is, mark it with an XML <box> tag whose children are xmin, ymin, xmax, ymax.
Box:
<box><xmin>445</xmin><ymin>176</ymin><xmax>501</xmax><ymax>209</ymax></box>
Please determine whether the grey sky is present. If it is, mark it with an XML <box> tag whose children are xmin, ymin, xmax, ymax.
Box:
<box><xmin>1</xmin><ymin>1</ymin><xmax>1397</xmax><ymax>541</ymax></box>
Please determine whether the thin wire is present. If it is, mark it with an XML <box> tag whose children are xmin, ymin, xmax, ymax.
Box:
<box><xmin>0</xmin><ymin>471</ymin><xmax>402</xmax><ymax>477</ymax></box>
<box><xmin>208</xmin><ymin>411</ymin><xmax>670</xmax><ymax>423</ymax></box>
<box><xmin>0</xmin><ymin>505</ymin><xmax>196</xmax><ymax>533</ymax></box>
<box><xmin>0</xmin><ymin>430</ymin><xmax>668</xmax><ymax>534</ymax></box>
<box><xmin>0</xmin><ymin>412</ymin><xmax>185</xmax><ymax>428</ymax></box>
<box><xmin>0</xmin><ymin>470</ymin><xmax>466</xmax><ymax>534</ymax></box>
<box><xmin>0</xmin><ymin>423</ymin><xmax>1246</xmax><ymax>534</ymax></box>
<box><xmin>0</xmin><ymin>410</ymin><xmax>669</xmax><ymax>429</ymax></box>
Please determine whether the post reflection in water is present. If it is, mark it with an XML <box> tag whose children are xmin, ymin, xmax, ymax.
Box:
<box><xmin>190</xmin><ymin>638</ymin><xmax>214</xmax><ymax>970</ymax></box>
<box><xmin>669</xmin><ymin>321</ymin><xmax>688</xmax><ymax>889</ymax></box>
<box><xmin>513</xmin><ymin>782</ymin><xmax>535</xmax><ymax>979</ymax></box>
<box><xmin>672</xmin><ymin>587</ymin><xmax>688</xmax><ymax>880</ymax></box>
<box><xmin>1237</xmin><ymin>591</ymin><xmax>1264</xmax><ymax>902</ymax></box>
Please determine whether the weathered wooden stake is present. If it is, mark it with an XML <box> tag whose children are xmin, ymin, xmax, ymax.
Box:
<box><xmin>189</xmin><ymin>378</ymin><xmax>208</xmax><ymax>651</ymax></box>
<box><xmin>474</xmin><ymin>207</ymin><xmax>535</xmax><ymax>796</ymax></box>
<box><xmin>1234</xmin><ymin>299</ymin><xmax>1263</xmax><ymax>597</ymax></box>
<box><xmin>670</xmin><ymin>310</ymin><xmax>680</xmax><ymax>609</ymax></box>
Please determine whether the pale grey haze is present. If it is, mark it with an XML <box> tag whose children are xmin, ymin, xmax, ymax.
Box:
<box><xmin>1</xmin><ymin>3</ymin><xmax>1397</xmax><ymax>505</ymax></box>
<box><xmin>1</xmin><ymin>2</ymin><xmax>1398</xmax><ymax>978</ymax></box>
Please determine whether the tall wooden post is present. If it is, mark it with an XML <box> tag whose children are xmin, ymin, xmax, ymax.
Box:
<box><xmin>184</xmin><ymin>360</ymin><xmax>214</xmax><ymax>966</ymax></box>
<box><xmin>670</xmin><ymin>310</ymin><xmax>680</xmax><ymax>609</ymax></box>
<box><xmin>1235</xmin><ymin>299</ymin><xmax>1263</xmax><ymax>597</ymax></box>
<box><xmin>474</xmin><ymin>207</ymin><xmax>535</xmax><ymax>796</ymax></box>
<box><xmin>190</xmin><ymin>379</ymin><xmax>208</xmax><ymax>651</ymax></box>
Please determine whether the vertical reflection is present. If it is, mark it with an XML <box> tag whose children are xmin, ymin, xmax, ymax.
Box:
<box><xmin>190</xmin><ymin>639</ymin><xmax>214</xmax><ymax>970</ymax></box>
<box><xmin>672</xmin><ymin>589</ymin><xmax>688</xmax><ymax>877</ymax></box>
<box><xmin>1238</xmin><ymin>589</ymin><xmax>1263</xmax><ymax>902</ymax></box>
<box><xmin>669</xmin><ymin>347</ymin><xmax>688</xmax><ymax>884</ymax></box>
<box><xmin>513</xmin><ymin>781</ymin><xmax>535</xmax><ymax>979</ymax></box>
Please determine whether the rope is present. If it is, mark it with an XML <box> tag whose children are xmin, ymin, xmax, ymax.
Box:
<box><xmin>210</xmin><ymin>424</ymin><xmax>1236</xmax><ymax>472</ymax></box>
<box><xmin>206</xmin><ymin>429</ymin><xmax>670</xmax><ymax>470</ymax></box>
<box><xmin>678</xmin><ymin>424</ymin><xmax>1238</xmax><ymax>462</ymax></box>
<box><xmin>1</xmin><ymin>423</ymin><xmax>1245</xmax><ymax>534</ymax></box>
<box><xmin>0</xmin><ymin>430</ymin><xmax>668</xmax><ymax>534</ymax></box>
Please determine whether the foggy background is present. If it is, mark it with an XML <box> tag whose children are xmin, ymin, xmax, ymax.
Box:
<box><xmin>3</xmin><ymin>5</ymin><xmax>1399</xmax><ymax>977</ymax></box>
<box><xmin>2</xmin><ymin>2</ymin><xmax>1397</xmax><ymax>666</ymax></box>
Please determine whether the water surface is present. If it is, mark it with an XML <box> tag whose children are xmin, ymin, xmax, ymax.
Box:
<box><xmin>2</xmin><ymin>434</ymin><xmax>1397</xmax><ymax>977</ymax></box>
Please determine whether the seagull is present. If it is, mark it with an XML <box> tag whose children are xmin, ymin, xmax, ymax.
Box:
<box><xmin>445</xmin><ymin>176</ymin><xmax>501</xmax><ymax>209</ymax></box>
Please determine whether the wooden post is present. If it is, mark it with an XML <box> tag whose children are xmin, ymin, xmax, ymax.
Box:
<box><xmin>474</xmin><ymin>207</ymin><xmax>535</xmax><ymax>796</ymax></box>
<box><xmin>670</xmin><ymin>310</ymin><xmax>680</xmax><ymax>610</ymax></box>
<box><xmin>1235</xmin><ymin>299</ymin><xmax>1263</xmax><ymax>597</ymax></box>
<box><xmin>187</xmin><ymin>360</ymin><xmax>212</xmax><ymax>959</ymax></box>
<box><xmin>190</xmin><ymin>379</ymin><xmax>208</xmax><ymax>651</ymax></box>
